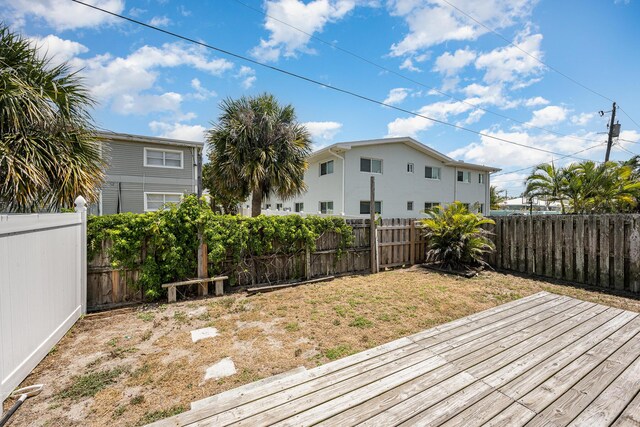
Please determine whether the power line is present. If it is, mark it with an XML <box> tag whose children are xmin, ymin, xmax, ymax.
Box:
<box><xmin>491</xmin><ymin>142</ymin><xmax>606</xmax><ymax>178</ymax></box>
<box><xmin>230</xmin><ymin>0</ymin><xmax>606</xmax><ymax>146</ymax></box>
<box><xmin>616</xmin><ymin>142</ymin><xmax>639</xmax><ymax>157</ymax></box>
<box><xmin>439</xmin><ymin>0</ymin><xmax>615</xmax><ymax>103</ymax></box>
<box><xmin>69</xmin><ymin>0</ymin><xmax>597</xmax><ymax>162</ymax></box>
<box><xmin>620</xmin><ymin>138</ymin><xmax>640</xmax><ymax>145</ymax></box>
<box><xmin>618</xmin><ymin>105</ymin><xmax>640</xmax><ymax>129</ymax></box>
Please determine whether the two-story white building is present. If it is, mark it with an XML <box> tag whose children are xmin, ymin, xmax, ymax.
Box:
<box><xmin>255</xmin><ymin>137</ymin><xmax>500</xmax><ymax>218</ymax></box>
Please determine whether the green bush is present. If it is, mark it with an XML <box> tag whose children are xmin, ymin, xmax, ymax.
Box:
<box><xmin>88</xmin><ymin>195</ymin><xmax>353</xmax><ymax>299</ymax></box>
<box><xmin>419</xmin><ymin>202</ymin><xmax>495</xmax><ymax>271</ymax></box>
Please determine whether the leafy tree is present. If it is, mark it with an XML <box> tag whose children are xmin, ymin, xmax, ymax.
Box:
<box><xmin>489</xmin><ymin>185</ymin><xmax>507</xmax><ymax>210</ymax></box>
<box><xmin>206</xmin><ymin>93</ymin><xmax>311</xmax><ymax>217</ymax></box>
<box><xmin>0</xmin><ymin>24</ymin><xmax>104</xmax><ymax>212</ymax></box>
<box><xmin>202</xmin><ymin>163</ymin><xmax>245</xmax><ymax>214</ymax></box>
<box><xmin>419</xmin><ymin>202</ymin><xmax>495</xmax><ymax>271</ymax></box>
<box><xmin>524</xmin><ymin>162</ymin><xmax>568</xmax><ymax>213</ymax></box>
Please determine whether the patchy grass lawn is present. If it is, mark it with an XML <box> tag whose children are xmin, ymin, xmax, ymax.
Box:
<box><xmin>6</xmin><ymin>268</ymin><xmax>640</xmax><ymax>426</ymax></box>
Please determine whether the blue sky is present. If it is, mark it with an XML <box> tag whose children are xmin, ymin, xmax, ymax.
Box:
<box><xmin>5</xmin><ymin>0</ymin><xmax>640</xmax><ymax>195</ymax></box>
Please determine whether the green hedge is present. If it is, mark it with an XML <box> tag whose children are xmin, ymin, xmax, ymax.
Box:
<box><xmin>88</xmin><ymin>195</ymin><xmax>353</xmax><ymax>298</ymax></box>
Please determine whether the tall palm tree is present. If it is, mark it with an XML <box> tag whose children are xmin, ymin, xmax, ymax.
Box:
<box><xmin>0</xmin><ymin>24</ymin><xmax>105</xmax><ymax>212</ymax></box>
<box><xmin>524</xmin><ymin>162</ymin><xmax>567</xmax><ymax>213</ymax></box>
<box><xmin>206</xmin><ymin>93</ymin><xmax>311</xmax><ymax>217</ymax></box>
<box><xmin>489</xmin><ymin>185</ymin><xmax>507</xmax><ymax>210</ymax></box>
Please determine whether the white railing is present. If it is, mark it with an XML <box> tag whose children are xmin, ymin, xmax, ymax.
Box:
<box><xmin>0</xmin><ymin>197</ymin><xmax>87</xmax><ymax>408</ymax></box>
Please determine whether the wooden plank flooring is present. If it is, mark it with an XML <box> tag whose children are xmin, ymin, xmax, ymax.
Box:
<box><xmin>148</xmin><ymin>292</ymin><xmax>640</xmax><ymax>427</ymax></box>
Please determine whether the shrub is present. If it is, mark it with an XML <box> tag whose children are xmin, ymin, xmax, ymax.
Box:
<box><xmin>87</xmin><ymin>195</ymin><xmax>353</xmax><ymax>299</ymax></box>
<box><xmin>419</xmin><ymin>202</ymin><xmax>495</xmax><ymax>271</ymax></box>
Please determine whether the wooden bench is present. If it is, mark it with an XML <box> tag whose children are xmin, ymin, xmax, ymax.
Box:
<box><xmin>161</xmin><ymin>276</ymin><xmax>228</xmax><ymax>303</ymax></box>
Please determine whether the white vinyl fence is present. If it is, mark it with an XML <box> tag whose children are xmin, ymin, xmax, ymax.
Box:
<box><xmin>0</xmin><ymin>198</ymin><xmax>87</xmax><ymax>407</ymax></box>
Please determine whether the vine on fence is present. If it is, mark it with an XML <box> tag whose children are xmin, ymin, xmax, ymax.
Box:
<box><xmin>88</xmin><ymin>195</ymin><xmax>353</xmax><ymax>298</ymax></box>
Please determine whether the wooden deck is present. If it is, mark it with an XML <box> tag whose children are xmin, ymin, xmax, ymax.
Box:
<box><xmin>149</xmin><ymin>292</ymin><xmax>640</xmax><ymax>426</ymax></box>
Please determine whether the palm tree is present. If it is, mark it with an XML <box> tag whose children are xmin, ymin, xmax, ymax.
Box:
<box><xmin>0</xmin><ymin>24</ymin><xmax>105</xmax><ymax>212</ymax></box>
<box><xmin>489</xmin><ymin>185</ymin><xmax>507</xmax><ymax>210</ymax></box>
<box><xmin>524</xmin><ymin>162</ymin><xmax>567</xmax><ymax>213</ymax></box>
<box><xmin>206</xmin><ymin>93</ymin><xmax>311</xmax><ymax>217</ymax></box>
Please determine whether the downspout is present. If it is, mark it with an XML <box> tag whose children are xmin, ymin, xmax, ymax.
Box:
<box><xmin>328</xmin><ymin>148</ymin><xmax>345</xmax><ymax>215</ymax></box>
<box><xmin>453</xmin><ymin>166</ymin><xmax>457</xmax><ymax>202</ymax></box>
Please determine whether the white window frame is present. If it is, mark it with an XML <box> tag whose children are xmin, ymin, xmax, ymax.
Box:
<box><xmin>144</xmin><ymin>192</ymin><xmax>183</xmax><ymax>212</ymax></box>
<box><xmin>424</xmin><ymin>202</ymin><xmax>440</xmax><ymax>211</ymax></box>
<box><xmin>425</xmin><ymin>166</ymin><xmax>441</xmax><ymax>180</ymax></box>
<box><xmin>479</xmin><ymin>173</ymin><xmax>485</xmax><ymax>184</ymax></box>
<box><xmin>360</xmin><ymin>157</ymin><xmax>383</xmax><ymax>174</ymax></box>
<box><xmin>457</xmin><ymin>171</ymin><xmax>471</xmax><ymax>183</ymax></box>
<box><xmin>319</xmin><ymin>160</ymin><xmax>334</xmax><ymax>176</ymax></box>
<box><xmin>359</xmin><ymin>200</ymin><xmax>382</xmax><ymax>215</ymax></box>
<box><xmin>295</xmin><ymin>202</ymin><xmax>304</xmax><ymax>212</ymax></box>
<box><xmin>276</xmin><ymin>203</ymin><xmax>283</xmax><ymax>210</ymax></box>
<box><xmin>407</xmin><ymin>201</ymin><xmax>414</xmax><ymax>211</ymax></box>
<box><xmin>144</xmin><ymin>147</ymin><xmax>184</xmax><ymax>169</ymax></box>
<box><xmin>319</xmin><ymin>201</ymin><xmax>334</xmax><ymax>214</ymax></box>
<box><xmin>407</xmin><ymin>163</ymin><xmax>414</xmax><ymax>173</ymax></box>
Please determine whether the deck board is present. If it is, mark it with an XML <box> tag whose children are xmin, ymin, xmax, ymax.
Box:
<box><xmin>147</xmin><ymin>292</ymin><xmax>640</xmax><ymax>427</ymax></box>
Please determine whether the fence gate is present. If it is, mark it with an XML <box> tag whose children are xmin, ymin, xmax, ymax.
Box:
<box><xmin>377</xmin><ymin>219</ymin><xmax>428</xmax><ymax>269</ymax></box>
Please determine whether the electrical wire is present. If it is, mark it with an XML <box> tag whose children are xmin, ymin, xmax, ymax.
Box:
<box><xmin>619</xmin><ymin>138</ymin><xmax>640</xmax><ymax>145</ymax></box>
<box><xmin>616</xmin><ymin>142</ymin><xmax>639</xmax><ymax>157</ymax></box>
<box><xmin>230</xmin><ymin>0</ymin><xmax>606</xmax><ymax>146</ymax></box>
<box><xmin>490</xmin><ymin>142</ymin><xmax>606</xmax><ymax>178</ymax></box>
<box><xmin>618</xmin><ymin>105</ymin><xmax>640</xmax><ymax>129</ymax></box>
<box><xmin>439</xmin><ymin>0</ymin><xmax>615</xmax><ymax>103</ymax></box>
<box><xmin>69</xmin><ymin>0</ymin><xmax>598</xmax><ymax>162</ymax></box>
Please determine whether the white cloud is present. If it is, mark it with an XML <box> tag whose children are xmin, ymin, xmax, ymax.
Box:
<box><xmin>399</xmin><ymin>58</ymin><xmax>421</xmax><ymax>72</ymax></box>
<box><xmin>236</xmin><ymin>66</ymin><xmax>257</xmax><ymax>89</ymax></box>
<box><xmin>386</xmin><ymin>100</ymin><xmax>475</xmax><ymax>137</ymax></box>
<box><xmin>66</xmin><ymin>41</ymin><xmax>233</xmax><ymax>114</ymax></box>
<box><xmin>29</xmin><ymin>35</ymin><xmax>89</xmax><ymax>67</ymax></box>
<box><xmin>383</xmin><ymin>88</ymin><xmax>410</xmax><ymax>105</ymax></box>
<box><xmin>525</xmin><ymin>105</ymin><xmax>568</xmax><ymax>127</ymax></box>
<box><xmin>251</xmin><ymin>0</ymin><xmax>357</xmax><ymax>62</ymax></box>
<box><xmin>475</xmin><ymin>32</ymin><xmax>545</xmax><ymax>85</ymax></box>
<box><xmin>388</xmin><ymin>0</ymin><xmax>535</xmax><ymax>56</ymax></box>
<box><xmin>523</xmin><ymin>96</ymin><xmax>550</xmax><ymax>107</ymax></box>
<box><xmin>149</xmin><ymin>121</ymin><xmax>207</xmax><ymax>142</ymax></box>
<box><xmin>571</xmin><ymin>112</ymin><xmax>595</xmax><ymax>127</ymax></box>
<box><xmin>4</xmin><ymin>0</ymin><xmax>125</xmax><ymax>31</ymax></box>
<box><xmin>112</xmin><ymin>92</ymin><xmax>183</xmax><ymax>115</ymax></box>
<box><xmin>303</xmin><ymin>121</ymin><xmax>343</xmax><ymax>146</ymax></box>
<box><xmin>433</xmin><ymin>49</ymin><xmax>476</xmax><ymax>76</ymax></box>
<box><xmin>149</xmin><ymin>16</ymin><xmax>171</xmax><ymax>27</ymax></box>
<box><xmin>190</xmin><ymin>78</ymin><xmax>217</xmax><ymax>100</ymax></box>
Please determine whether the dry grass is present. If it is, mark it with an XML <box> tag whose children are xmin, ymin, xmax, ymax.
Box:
<box><xmin>6</xmin><ymin>268</ymin><xmax>640</xmax><ymax>426</ymax></box>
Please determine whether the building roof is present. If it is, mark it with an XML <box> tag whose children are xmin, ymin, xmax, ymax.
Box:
<box><xmin>96</xmin><ymin>130</ymin><xmax>205</xmax><ymax>148</ymax></box>
<box><xmin>309</xmin><ymin>136</ymin><xmax>500</xmax><ymax>173</ymax></box>
<box><xmin>501</xmin><ymin>197</ymin><xmax>561</xmax><ymax>207</ymax></box>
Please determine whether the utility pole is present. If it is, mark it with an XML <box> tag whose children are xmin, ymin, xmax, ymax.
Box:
<box><xmin>604</xmin><ymin>102</ymin><xmax>617</xmax><ymax>162</ymax></box>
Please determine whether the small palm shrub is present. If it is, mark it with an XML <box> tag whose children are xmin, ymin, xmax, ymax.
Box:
<box><xmin>419</xmin><ymin>202</ymin><xmax>495</xmax><ymax>271</ymax></box>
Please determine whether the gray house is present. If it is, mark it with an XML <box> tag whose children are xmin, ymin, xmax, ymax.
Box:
<box><xmin>93</xmin><ymin>131</ymin><xmax>204</xmax><ymax>215</ymax></box>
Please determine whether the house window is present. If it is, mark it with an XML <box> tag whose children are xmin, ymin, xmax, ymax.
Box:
<box><xmin>407</xmin><ymin>201</ymin><xmax>414</xmax><ymax>211</ymax></box>
<box><xmin>360</xmin><ymin>200</ymin><xmax>382</xmax><ymax>215</ymax></box>
<box><xmin>479</xmin><ymin>173</ymin><xmax>485</xmax><ymax>184</ymax></box>
<box><xmin>144</xmin><ymin>148</ymin><xmax>183</xmax><ymax>169</ymax></box>
<box><xmin>144</xmin><ymin>193</ymin><xmax>182</xmax><ymax>212</ymax></box>
<box><xmin>319</xmin><ymin>201</ymin><xmax>333</xmax><ymax>214</ymax></box>
<box><xmin>360</xmin><ymin>158</ymin><xmax>383</xmax><ymax>174</ymax></box>
<box><xmin>457</xmin><ymin>171</ymin><xmax>471</xmax><ymax>183</ymax></box>
<box><xmin>265</xmin><ymin>203</ymin><xmax>272</xmax><ymax>209</ymax></box>
<box><xmin>462</xmin><ymin>203</ymin><xmax>470</xmax><ymax>210</ymax></box>
<box><xmin>276</xmin><ymin>203</ymin><xmax>283</xmax><ymax>210</ymax></box>
<box><xmin>407</xmin><ymin>163</ymin><xmax>414</xmax><ymax>173</ymax></box>
<box><xmin>295</xmin><ymin>202</ymin><xmax>304</xmax><ymax>212</ymax></box>
<box><xmin>425</xmin><ymin>166</ymin><xmax>441</xmax><ymax>180</ymax></box>
<box><xmin>320</xmin><ymin>160</ymin><xmax>334</xmax><ymax>176</ymax></box>
<box><xmin>479</xmin><ymin>203</ymin><xmax>485</xmax><ymax>213</ymax></box>
<box><xmin>424</xmin><ymin>202</ymin><xmax>440</xmax><ymax>211</ymax></box>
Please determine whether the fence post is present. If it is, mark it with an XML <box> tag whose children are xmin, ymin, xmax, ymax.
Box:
<box><xmin>410</xmin><ymin>220</ymin><xmax>416</xmax><ymax>265</ymax></box>
<box><xmin>305</xmin><ymin>247</ymin><xmax>311</xmax><ymax>280</ymax></box>
<box><xmin>197</xmin><ymin>242</ymin><xmax>208</xmax><ymax>296</ymax></box>
<box><xmin>370</xmin><ymin>176</ymin><xmax>378</xmax><ymax>273</ymax></box>
<box><xmin>75</xmin><ymin>196</ymin><xmax>87</xmax><ymax>315</ymax></box>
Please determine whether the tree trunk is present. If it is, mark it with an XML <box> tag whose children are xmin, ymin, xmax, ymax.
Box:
<box><xmin>251</xmin><ymin>189</ymin><xmax>263</xmax><ymax>217</ymax></box>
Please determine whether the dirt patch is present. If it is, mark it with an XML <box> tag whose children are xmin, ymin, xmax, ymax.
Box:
<box><xmin>5</xmin><ymin>268</ymin><xmax>640</xmax><ymax>426</ymax></box>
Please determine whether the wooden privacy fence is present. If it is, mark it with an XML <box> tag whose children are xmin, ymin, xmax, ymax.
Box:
<box><xmin>489</xmin><ymin>215</ymin><xmax>640</xmax><ymax>293</ymax></box>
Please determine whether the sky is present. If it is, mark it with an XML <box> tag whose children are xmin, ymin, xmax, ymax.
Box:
<box><xmin>5</xmin><ymin>0</ymin><xmax>640</xmax><ymax>196</ymax></box>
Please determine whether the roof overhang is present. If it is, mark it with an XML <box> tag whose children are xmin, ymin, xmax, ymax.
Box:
<box><xmin>309</xmin><ymin>136</ymin><xmax>500</xmax><ymax>172</ymax></box>
<box><xmin>96</xmin><ymin>130</ymin><xmax>205</xmax><ymax>148</ymax></box>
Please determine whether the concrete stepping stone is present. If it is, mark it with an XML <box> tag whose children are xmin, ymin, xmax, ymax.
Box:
<box><xmin>204</xmin><ymin>357</ymin><xmax>236</xmax><ymax>381</ymax></box>
<box><xmin>191</xmin><ymin>327</ymin><xmax>219</xmax><ymax>343</ymax></box>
